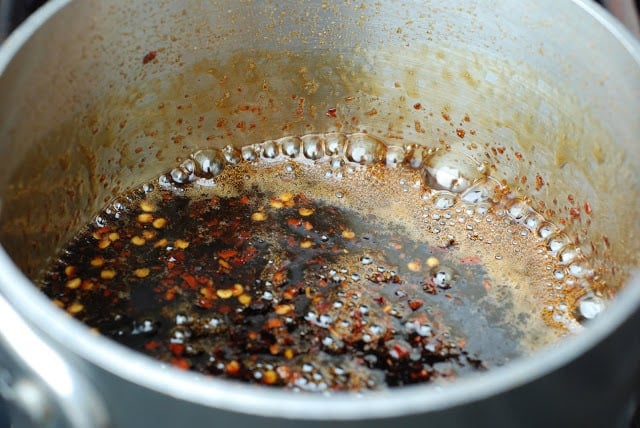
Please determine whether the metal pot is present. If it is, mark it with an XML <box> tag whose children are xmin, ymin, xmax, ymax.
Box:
<box><xmin>0</xmin><ymin>0</ymin><xmax>639</xmax><ymax>426</ymax></box>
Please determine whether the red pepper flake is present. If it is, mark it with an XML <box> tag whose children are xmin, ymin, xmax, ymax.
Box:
<box><xmin>456</xmin><ymin>128</ymin><xmax>466</xmax><ymax>138</ymax></box>
<box><xmin>266</xmin><ymin>318</ymin><xmax>283</xmax><ymax>329</ymax></box>
<box><xmin>144</xmin><ymin>340</ymin><xmax>161</xmax><ymax>351</ymax></box>
<box><xmin>169</xmin><ymin>343</ymin><xmax>185</xmax><ymax>357</ymax></box>
<box><xmin>413</xmin><ymin>103</ymin><xmax>422</xmax><ymax>110</ymax></box>
<box><xmin>225</xmin><ymin>360</ymin><xmax>240</xmax><ymax>375</ymax></box>
<box><xmin>142</xmin><ymin>50</ymin><xmax>157</xmax><ymax>65</ymax></box>
<box><xmin>569</xmin><ymin>207</ymin><xmax>580</xmax><ymax>219</ymax></box>
<box><xmin>181</xmin><ymin>273</ymin><xmax>198</xmax><ymax>289</ymax></box>
<box><xmin>408</xmin><ymin>299</ymin><xmax>423</xmax><ymax>311</ymax></box>
<box><xmin>170</xmin><ymin>358</ymin><xmax>190</xmax><ymax>370</ymax></box>
<box><xmin>535</xmin><ymin>174</ymin><xmax>545</xmax><ymax>191</ymax></box>
<box><xmin>460</xmin><ymin>256</ymin><xmax>481</xmax><ymax>265</ymax></box>
<box><xmin>584</xmin><ymin>201</ymin><xmax>592</xmax><ymax>215</ymax></box>
<box><xmin>326</xmin><ymin>108</ymin><xmax>337</xmax><ymax>118</ymax></box>
<box><xmin>218</xmin><ymin>249</ymin><xmax>239</xmax><ymax>259</ymax></box>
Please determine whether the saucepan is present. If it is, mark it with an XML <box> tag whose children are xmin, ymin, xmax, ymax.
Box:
<box><xmin>0</xmin><ymin>0</ymin><xmax>639</xmax><ymax>426</ymax></box>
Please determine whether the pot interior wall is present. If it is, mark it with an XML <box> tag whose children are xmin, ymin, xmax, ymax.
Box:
<box><xmin>0</xmin><ymin>0</ymin><xmax>639</xmax><ymax>309</ymax></box>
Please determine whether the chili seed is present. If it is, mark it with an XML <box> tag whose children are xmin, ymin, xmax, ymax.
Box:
<box><xmin>275</xmin><ymin>304</ymin><xmax>294</xmax><ymax>315</ymax></box>
<box><xmin>137</xmin><ymin>213</ymin><xmax>153</xmax><ymax>223</ymax></box>
<box><xmin>108</xmin><ymin>232</ymin><xmax>120</xmax><ymax>241</ymax></box>
<box><xmin>131</xmin><ymin>236</ymin><xmax>146</xmax><ymax>246</ymax></box>
<box><xmin>140</xmin><ymin>200</ymin><xmax>156</xmax><ymax>212</ymax></box>
<box><xmin>251</xmin><ymin>212</ymin><xmax>267</xmax><ymax>222</ymax></box>
<box><xmin>298</xmin><ymin>207</ymin><xmax>315</xmax><ymax>216</ymax></box>
<box><xmin>407</xmin><ymin>261</ymin><xmax>421</xmax><ymax>272</ymax></box>
<box><xmin>279</xmin><ymin>192</ymin><xmax>294</xmax><ymax>202</ymax></box>
<box><xmin>263</xmin><ymin>370</ymin><xmax>278</xmax><ymax>385</ymax></box>
<box><xmin>217</xmin><ymin>289</ymin><xmax>233</xmax><ymax>299</ymax></box>
<box><xmin>90</xmin><ymin>256</ymin><xmax>105</xmax><ymax>267</ymax></box>
<box><xmin>152</xmin><ymin>218</ymin><xmax>167</xmax><ymax>229</ymax></box>
<box><xmin>100</xmin><ymin>269</ymin><xmax>117</xmax><ymax>280</ymax></box>
<box><xmin>142</xmin><ymin>230</ymin><xmax>156</xmax><ymax>240</ymax></box>
<box><xmin>238</xmin><ymin>294</ymin><xmax>252</xmax><ymax>306</ymax></box>
<box><xmin>342</xmin><ymin>229</ymin><xmax>355</xmax><ymax>239</ymax></box>
<box><xmin>64</xmin><ymin>265</ymin><xmax>76</xmax><ymax>277</ymax></box>
<box><xmin>66</xmin><ymin>278</ymin><xmax>82</xmax><ymax>289</ymax></box>
<box><xmin>98</xmin><ymin>239</ymin><xmax>111</xmax><ymax>249</ymax></box>
<box><xmin>175</xmin><ymin>239</ymin><xmax>189</xmax><ymax>249</ymax></box>
<box><xmin>426</xmin><ymin>257</ymin><xmax>440</xmax><ymax>268</ymax></box>
<box><xmin>232</xmin><ymin>283</ymin><xmax>244</xmax><ymax>296</ymax></box>
<box><xmin>67</xmin><ymin>302</ymin><xmax>84</xmax><ymax>314</ymax></box>
<box><xmin>270</xmin><ymin>199</ymin><xmax>284</xmax><ymax>209</ymax></box>
<box><xmin>134</xmin><ymin>268</ymin><xmax>150</xmax><ymax>278</ymax></box>
<box><xmin>226</xmin><ymin>360</ymin><xmax>240</xmax><ymax>375</ymax></box>
<box><xmin>300</xmin><ymin>240</ymin><xmax>313</xmax><ymax>249</ymax></box>
<box><xmin>154</xmin><ymin>238</ymin><xmax>168</xmax><ymax>248</ymax></box>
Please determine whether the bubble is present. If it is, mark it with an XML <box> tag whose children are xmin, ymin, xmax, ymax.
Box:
<box><xmin>432</xmin><ymin>192</ymin><xmax>457</xmax><ymax>210</ymax></box>
<box><xmin>546</xmin><ymin>233</ymin><xmax>570</xmax><ymax>254</ymax></box>
<box><xmin>461</xmin><ymin>179</ymin><xmax>495</xmax><ymax>204</ymax></box>
<box><xmin>170</xmin><ymin>165</ymin><xmax>193</xmax><ymax>184</ymax></box>
<box><xmin>506</xmin><ymin>199</ymin><xmax>530</xmax><ymax>223</ymax></box>
<box><xmin>241</xmin><ymin>145</ymin><xmax>259</xmax><ymax>162</ymax></box>
<box><xmin>537</xmin><ymin>222</ymin><xmax>558</xmax><ymax>239</ymax></box>
<box><xmin>431</xmin><ymin>265</ymin><xmax>456</xmax><ymax>289</ymax></box>
<box><xmin>191</xmin><ymin>149</ymin><xmax>225</xmax><ymax>177</ymax></box>
<box><xmin>301</xmin><ymin>134</ymin><xmax>326</xmax><ymax>160</ymax></box>
<box><xmin>406</xmin><ymin>145</ymin><xmax>426</xmax><ymax>169</ymax></box>
<box><xmin>422</xmin><ymin>149</ymin><xmax>483</xmax><ymax>193</ymax></box>
<box><xmin>385</xmin><ymin>145</ymin><xmax>406</xmax><ymax>167</ymax></box>
<box><xmin>261</xmin><ymin>140</ymin><xmax>280</xmax><ymax>159</ymax></box>
<box><xmin>345</xmin><ymin>133</ymin><xmax>387</xmax><ymax>165</ymax></box>
<box><xmin>558</xmin><ymin>246</ymin><xmax>579</xmax><ymax>265</ymax></box>
<box><xmin>523</xmin><ymin>212</ymin><xmax>544</xmax><ymax>232</ymax></box>
<box><xmin>361</xmin><ymin>256</ymin><xmax>373</xmax><ymax>265</ymax></box>
<box><xmin>222</xmin><ymin>145</ymin><xmax>242</xmax><ymax>165</ymax></box>
<box><xmin>279</xmin><ymin>136</ymin><xmax>302</xmax><ymax>158</ymax></box>
<box><xmin>576</xmin><ymin>295</ymin><xmax>605</xmax><ymax>321</ymax></box>
<box><xmin>324</xmin><ymin>132</ymin><xmax>347</xmax><ymax>156</ymax></box>
<box><xmin>568</xmin><ymin>261</ymin><xmax>593</xmax><ymax>278</ymax></box>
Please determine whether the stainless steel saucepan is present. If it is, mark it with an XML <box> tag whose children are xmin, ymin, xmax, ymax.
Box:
<box><xmin>0</xmin><ymin>1</ymin><xmax>639</xmax><ymax>426</ymax></box>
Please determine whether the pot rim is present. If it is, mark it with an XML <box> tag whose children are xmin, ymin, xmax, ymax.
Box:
<box><xmin>1</xmin><ymin>0</ymin><xmax>640</xmax><ymax>420</ymax></box>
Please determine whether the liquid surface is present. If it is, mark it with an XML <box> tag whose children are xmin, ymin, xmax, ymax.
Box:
<box><xmin>39</xmin><ymin>133</ymin><xmax>603</xmax><ymax>391</ymax></box>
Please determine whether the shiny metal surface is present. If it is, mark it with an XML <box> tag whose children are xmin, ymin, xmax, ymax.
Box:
<box><xmin>0</xmin><ymin>0</ymin><xmax>639</xmax><ymax>426</ymax></box>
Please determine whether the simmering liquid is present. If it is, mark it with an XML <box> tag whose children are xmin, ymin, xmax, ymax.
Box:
<box><xmin>39</xmin><ymin>133</ymin><xmax>603</xmax><ymax>391</ymax></box>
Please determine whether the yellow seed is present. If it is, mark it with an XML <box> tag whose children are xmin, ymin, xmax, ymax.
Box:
<box><xmin>152</xmin><ymin>218</ymin><xmax>167</xmax><ymax>229</ymax></box>
<box><xmin>154</xmin><ymin>238</ymin><xmax>168</xmax><ymax>248</ymax></box>
<box><xmin>279</xmin><ymin>192</ymin><xmax>294</xmax><ymax>202</ymax></box>
<box><xmin>175</xmin><ymin>239</ymin><xmax>189</xmax><ymax>249</ymax></box>
<box><xmin>66</xmin><ymin>278</ymin><xmax>82</xmax><ymax>289</ymax></box>
<box><xmin>92</xmin><ymin>231</ymin><xmax>102</xmax><ymax>240</ymax></box>
<box><xmin>300</xmin><ymin>240</ymin><xmax>313</xmax><ymax>249</ymax></box>
<box><xmin>407</xmin><ymin>261</ymin><xmax>422</xmax><ymax>272</ymax></box>
<box><xmin>82</xmin><ymin>281</ymin><xmax>95</xmax><ymax>291</ymax></box>
<box><xmin>140</xmin><ymin>200</ymin><xmax>156</xmax><ymax>213</ymax></box>
<box><xmin>218</xmin><ymin>259</ymin><xmax>231</xmax><ymax>269</ymax></box>
<box><xmin>52</xmin><ymin>299</ymin><xmax>64</xmax><ymax>308</ymax></box>
<box><xmin>90</xmin><ymin>256</ymin><xmax>105</xmax><ymax>267</ymax></box>
<box><xmin>426</xmin><ymin>257</ymin><xmax>440</xmax><ymax>268</ymax></box>
<box><xmin>67</xmin><ymin>302</ymin><xmax>84</xmax><ymax>314</ymax></box>
<box><xmin>142</xmin><ymin>230</ymin><xmax>156</xmax><ymax>240</ymax></box>
<box><xmin>284</xmin><ymin>348</ymin><xmax>294</xmax><ymax>359</ymax></box>
<box><xmin>263</xmin><ymin>370</ymin><xmax>278</xmax><ymax>385</ymax></box>
<box><xmin>298</xmin><ymin>207</ymin><xmax>314</xmax><ymax>217</ymax></box>
<box><xmin>275</xmin><ymin>304</ymin><xmax>294</xmax><ymax>315</ymax></box>
<box><xmin>137</xmin><ymin>213</ymin><xmax>153</xmax><ymax>223</ymax></box>
<box><xmin>100</xmin><ymin>269</ymin><xmax>117</xmax><ymax>280</ymax></box>
<box><xmin>108</xmin><ymin>232</ymin><xmax>120</xmax><ymax>241</ymax></box>
<box><xmin>270</xmin><ymin>199</ymin><xmax>284</xmax><ymax>209</ymax></box>
<box><xmin>341</xmin><ymin>229</ymin><xmax>355</xmax><ymax>239</ymax></box>
<box><xmin>98</xmin><ymin>239</ymin><xmax>111</xmax><ymax>249</ymax></box>
<box><xmin>238</xmin><ymin>294</ymin><xmax>252</xmax><ymax>306</ymax></box>
<box><xmin>216</xmin><ymin>289</ymin><xmax>233</xmax><ymax>299</ymax></box>
<box><xmin>131</xmin><ymin>236</ymin><xmax>146</xmax><ymax>246</ymax></box>
<box><xmin>64</xmin><ymin>265</ymin><xmax>76</xmax><ymax>277</ymax></box>
<box><xmin>200</xmin><ymin>287</ymin><xmax>215</xmax><ymax>299</ymax></box>
<box><xmin>134</xmin><ymin>268</ymin><xmax>150</xmax><ymax>278</ymax></box>
<box><xmin>251</xmin><ymin>211</ymin><xmax>267</xmax><ymax>222</ymax></box>
<box><xmin>232</xmin><ymin>283</ymin><xmax>244</xmax><ymax>296</ymax></box>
